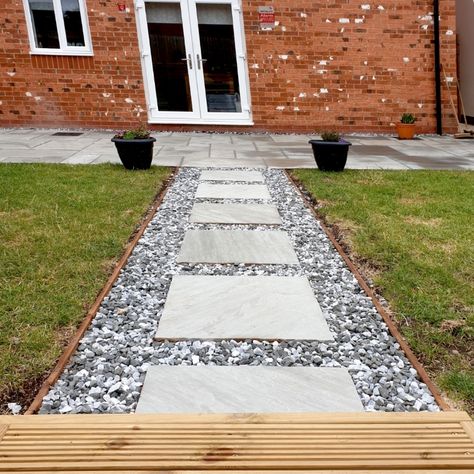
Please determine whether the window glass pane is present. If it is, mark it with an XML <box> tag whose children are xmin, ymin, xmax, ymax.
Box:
<box><xmin>28</xmin><ymin>0</ymin><xmax>60</xmax><ymax>48</ymax></box>
<box><xmin>61</xmin><ymin>0</ymin><xmax>85</xmax><ymax>46</ymax></box>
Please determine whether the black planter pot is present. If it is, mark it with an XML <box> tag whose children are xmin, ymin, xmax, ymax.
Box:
<box><xmin>111</xmin><ymin>137</ymin><xmax>156</xmax><ymax>170</ymax></box>
<box><xmin>308</xmin><ymin>139</ymin><xmax>352</xmax><ymax>171</ymax></box>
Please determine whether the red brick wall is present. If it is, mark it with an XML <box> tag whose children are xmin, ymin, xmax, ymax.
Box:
<box><xmin>0</xmin><ymin>0</ymin><xmax>146</xmax><ymax>129</ymax></box>
<box><xmin>0</xmin><ymin>0</ymin><xmax>458</xmax><ymax>133</ymax></box>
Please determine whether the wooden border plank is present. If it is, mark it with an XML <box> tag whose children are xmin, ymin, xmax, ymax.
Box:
<box><xmin>2</xmin><ymin>411</ymin><xmax>471</xmax><ymax>425</ymax></box>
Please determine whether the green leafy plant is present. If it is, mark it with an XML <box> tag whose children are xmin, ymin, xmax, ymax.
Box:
<box><xmin>114</xmin><ymin>124</ymin><xmax>151</xmax><ymax>140</ymax></box>
<box><xmin>320</xmin><ymin>131</ymin><xmax>341</xmax><ymax>142</ymax></box>
<box><xmin>400</xmin><ymin>113</ymin><xmax>416</xmax><ymax>124</ymax></box>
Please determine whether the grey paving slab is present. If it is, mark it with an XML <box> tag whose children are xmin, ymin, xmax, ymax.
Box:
<box><xmin>155</xmin><ymin>275</ymin><xmax>333</xmax><ymax>341</ymax></box>
<box><xmin>136</xmin><ymin>366</ymin><xmax>363</xmax><ymax>413</ymax></box>
<box><xmin>200</xmin><ymin>170</ymin><xmax>265</xmax><ymax>182</ymax></box>
<box><xmin>357</xmin><ymin>138</ymin><xmax>398</xmax><ymax>146</ymax></box>
<box><xmin>350</xmin><ymin>145</ymin><xmax>407</xmax><ymax>159</ymax></box>
<box><xmin>176</xmin><ymin>230</ymin><xmax>299</xmax><ymax>264</ymax></box>
<box><xmin>190</xmin><ymin>202</ymin><xmax>282</xmax><ymax>224</ymax></box>
<box><xmin>1</xmin><ymin>129</ymin><xmax>473</xmax><ymax>169</ymax></box>
<box><xmin>62</xmin><ymin>154</ymin><xmax>100</xmax><ymax>164</ymax></box>
<box><xmin>209</xmin><ymin>150</ymin><xmax>237</xmax><ymax>159</ymax></box>
<box><xmin>150</xmin><ymin>155</ymin><xmax>183</xmax><ymax>166</ymax></box>
<box><xmin>90</xmin><ymin>154</ymin><xmax>122</xmax><ymax>164</ymax></box>
<box><xmin>346</xmin><ymin>157</ymin><xmax>409</xmax><ymax>170</ymax></box>
<box><xmin>390</xmin><ymin>146</ymin><xmax>454</xmax><ymax>158</ymax></box>
<box><xmin>180</xmin><ymin>156</ymin><xmax>266</xmax><ymax>168</ymax></box>
<box><xmin>3</xmin><ymin>155</ymin><xmax>70</xmax><ymax>163</ymax></box>
<box><xmin>265</xmin><ymin>158</ymin><xmax>316</xmax><ymax>169</ymax></box>
<box><xmin>0</xmin><ymin>149</ymin><xmax>75</xmax><ymax>159</ymax></box>
<box><xmin>195</xmin><ymin>183</ymin><xmax>271</xmax><ymax>199</ymax></box>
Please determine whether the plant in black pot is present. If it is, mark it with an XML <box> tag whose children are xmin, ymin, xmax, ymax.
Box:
<box><xmin>112</xmin><ymin>125</ymin><xmax>156</xmax><ymax>170</ymax></box>
<box><xmin>309</xmin><ymin>131</ymin><xmax>352</xmax><ymax>172</ymax></box>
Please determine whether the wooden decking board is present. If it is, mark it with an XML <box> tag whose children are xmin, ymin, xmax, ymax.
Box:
<box><xmin>2</xmin><ymin>411</ymin><xmax>471</xmax><ymax>423</ymax></box>
<box><xmin>0</xmin><ymin>413</ymin><xmax>472</xmax><ymax>472</ymax></box>
<box><xmin>9</xmin><ymin>471</ymin><xmax>474</xmax><ymax>474</ymax></box>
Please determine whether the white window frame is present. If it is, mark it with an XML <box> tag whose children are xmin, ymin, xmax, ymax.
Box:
<box><xmin>23</xmin><ymin>0</ymin><xmax>93</xmax><ymax>56</ymax></box>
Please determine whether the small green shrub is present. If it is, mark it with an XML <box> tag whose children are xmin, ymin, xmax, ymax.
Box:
<box><xmin>400</xmin><ymin>113</ymin><xmax>416</xmax><ymax>124</ymax></box>
<box><xmin>114</xmin><ymin>124</ymin><xmax>151</xmax><ymax>140</ymax></box>
<box><xmin>321</xmin><ymin>131</ymin><xmax>341</xmax><ymax>142</ymax></box>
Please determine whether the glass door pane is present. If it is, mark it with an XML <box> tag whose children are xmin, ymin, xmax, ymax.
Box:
<box><xmin>146</xmin><ymin>2</ymin><xmax>193</xmax><ymax>112</ymax></box>
<box><xmin>195</xmin><ymin>3</ymin><xmax>241</xmax><ymax>113</ymax></box>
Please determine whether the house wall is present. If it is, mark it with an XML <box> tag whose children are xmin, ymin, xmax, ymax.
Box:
<box><xmin>0</xmin><ymin>0</ymin><xmax>458</xmax><ymax>132</ymax></box>
<box><xmin>456</xmin><ymin>0</ymin><xmax>474</xmax><ymax>118</ymax></box>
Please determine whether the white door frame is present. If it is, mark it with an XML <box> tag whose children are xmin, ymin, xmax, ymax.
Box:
<box><xmin>134</xmin><ymin>0</ymin><xmax>253</xmax><ymax>125</ymax></box>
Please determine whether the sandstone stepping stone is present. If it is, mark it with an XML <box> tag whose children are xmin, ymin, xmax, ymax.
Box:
<box><xmin>195</xmin><ymin>183</ymin><xmax>271</xmax><ymax>200</ymax></box>
<box><xmin>190</xmin><ymin>203</ymin><xmax>282</xmax><ymax>224</ymax></box>
<box><xmin>200</xmin><ymin>170</ymin><xmax>265</xmax><ymax>182</ymax></box>
<box><xmin>176</xmin><ymin>230</ymin><xmax>299</xmax><ymax>264</ymax></box>
<box><xmin>136</xmin><ymin>366</ymin><xmax>363</xmax><ymax>413</ymax></box>
<box><xmin>155</xmin><ymin>275</ymin><xmax>333</xmax><ymax>341</ymax></box>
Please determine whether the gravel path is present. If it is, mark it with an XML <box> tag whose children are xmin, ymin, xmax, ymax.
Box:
<box><xmin>40</xmin><ymin>168</ymin><xmax>439</xmax><ymax>414</ymax></box>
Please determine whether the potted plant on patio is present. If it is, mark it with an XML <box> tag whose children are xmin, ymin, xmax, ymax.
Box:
<box><xmin>396</xmin><ymin>113</ymin><xmax>417</xmax><ymax>140</ymax></box>
<box><xmin>112</xmin><ymin>125</ymin><xmax>156</xmax><ymax>170</ymax></box>
<box><xmin>308</xmin><ymin>131</ymin><xmax>352</xmax><ymax>172</ymax></box>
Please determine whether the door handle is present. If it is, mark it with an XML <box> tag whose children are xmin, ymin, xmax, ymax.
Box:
<box><xmin>196</xmin><ymin>54</ymin><xmax>207</xmax><ymax>70</ymax></box>
<box><xmin>181</xmin><ymin>54</ymin><xmax>193</xmax><ymax>69</ymax></box>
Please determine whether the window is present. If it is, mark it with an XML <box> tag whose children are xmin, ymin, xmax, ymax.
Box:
<box><xmin>23</xmin><ymin>0</ymin><xmax>92</xmax><ymax>55</ymax></box>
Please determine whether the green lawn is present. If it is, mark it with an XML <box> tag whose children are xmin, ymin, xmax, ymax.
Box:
<box><xmin>0</xmin><ymin>164</ymin><xmax>171</xmax><ymax>412</ymax></box>
<box><xmin>292</xmin><ymin>170</ymin><xmax>474</xmax><ymax>413</ymax></box>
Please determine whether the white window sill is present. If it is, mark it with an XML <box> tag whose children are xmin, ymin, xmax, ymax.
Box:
<box><xmin>148</xmin><ymin>118</ymin><xmax>254</xmax><ymax>126</ymax></box>
<box><xmin>29</xmin><ymin>50</ymin><xmax>94</xmax><ymax>57</ymax></box>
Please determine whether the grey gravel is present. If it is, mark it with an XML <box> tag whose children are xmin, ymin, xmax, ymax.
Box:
<box><xmin>39</xmin><ymin>168</ymin><xmax>439</xmax><ymax>414</ymax></box>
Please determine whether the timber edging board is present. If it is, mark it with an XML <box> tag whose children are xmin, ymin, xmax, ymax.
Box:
<box><xmin>0</xmin><ymin>412</ymin><xmax>473</xmax><ymax>472</ymax></box>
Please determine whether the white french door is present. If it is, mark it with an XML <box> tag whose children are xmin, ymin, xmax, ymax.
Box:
<box><xmin>135</xmin><ymin>0</ymin><xmax>252</xmax><ymax>125</ymax></box>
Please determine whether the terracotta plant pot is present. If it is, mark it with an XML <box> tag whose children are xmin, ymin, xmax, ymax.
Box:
<box><xmin>308</xmin><ymin>139</ymin><xmax>352</xmax><ymax>172</ymax></box>
<box><xmin>396</xmin><ymin>123</ymin><xmax>416</xmax><ymax>140</ymax></box>
<box><xmin>111</xmin><ymin>137</ymin><xmax>156</xmax><ymax>170</ymax></box>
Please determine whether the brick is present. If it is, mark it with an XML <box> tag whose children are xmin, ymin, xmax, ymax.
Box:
<box><xmin>0</xmin><ymin>0</ymin><xmax>458</xmax><ymax>132</ymax></box>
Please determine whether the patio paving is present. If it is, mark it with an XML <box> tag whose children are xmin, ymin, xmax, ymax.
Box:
<box><xmin>190</xmin><ymin>202</ymin><xmax>282</xmax><ymax>224</ymax></box>
<box><xmin>177</xmin><ymin>229</ymin><xmax>299</xmax><ymax>264</ymax></box>
<box><xmin>155</xmin><ymin>275</ymin><xmax>333</xmax><ymax>341</ymax></box>
<box><xmin>136</xmin><ymin>366</ymin><xmax>363</xmax><ymax>413</ymax></box>
<box><xmin>200</xmin><ymin>169</ymin><xmax>265</xmax><ymax>181</ymax></box>
<box><xmin>0</xmin><ymin>128</ymin><xmax>473</xmax><ymax>169</ymax></box>
<box><xmin>195</xmin><ymin>183</ymin><xmax>272</xmax><ymax>199</ymax></box>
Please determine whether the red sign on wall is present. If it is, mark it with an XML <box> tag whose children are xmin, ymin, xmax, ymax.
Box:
<box><xmin>258</xmin><ymin>6</ymin><xmax>275</xmax><ymax>30</ymax></box>
<box><xmin>117</xmin><ymin>3</ymin><xmax>126</xmax><ymax>12</ymax></box>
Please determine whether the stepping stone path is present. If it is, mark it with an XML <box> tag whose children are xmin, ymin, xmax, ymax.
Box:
<box><xmin>200</xmin><ymin>169</ymin><xmax>265</xmax><ymax>182</ymax></box>
<box><xmin>190</xmin><ymin>203</ymin><xmax>282</xmax><ymax>224</ymax></box>
<box><xmin>177</xmin><ymin>229</ymin><xmax>299</xmax><ymax>264</ymax></box>
<box><xmin>195</xmin><ymin>182</ymin><xmax>272</xmax><ymax>199</ymax></box>
<box><xmin>136</xmin><ymin>366</ymin><xmax>363</xmax><ymax>413</ymax></box>
<box><xmin>39</xmin><ymin>167</ymin><xmax>440</xmax><ymax>415</ymax></box>
<box><xmin>141</xmin><ymin>169</ymin><xmax>361</xmax><ymax>413</ymax></box>
<box><xmin>155</xmin><ymin>275</ymin><xmax>333</xmax><ymax>341</ymax></box>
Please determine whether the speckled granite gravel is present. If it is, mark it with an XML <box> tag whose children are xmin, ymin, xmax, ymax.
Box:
<box><xmin>39</xmin><ymin>168</ymin><xmax>439</xmax><ymax>414</ymax></box>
